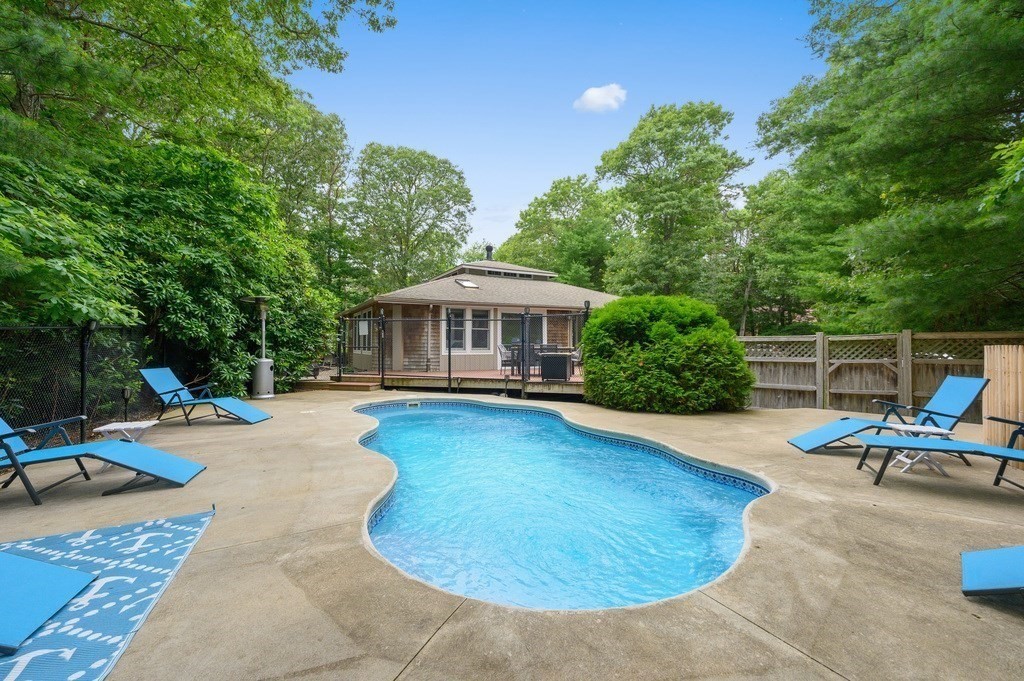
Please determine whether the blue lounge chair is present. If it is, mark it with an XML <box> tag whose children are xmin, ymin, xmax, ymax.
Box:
<box><xmin>856</xmin><ymin>416</ymin><xmax>1024</xmax><ymax>487</ymax></box>
<box><xmin>788</xmin><ymin>376</ymin><xmax>988</xmax><ymax>453</ymax></box>
<box><xmin>961</xmin><ymin>546</ymin><xmax>1024</xmax><ymax>597</ymax></box>
<box><xmin>140</xmin><ymin>367</ymin><xmax>271</xmax><ymax>425</ymax></box>
<box><xmin>0</xmin><ymin>552</ymin><xmax>95</xmax><ymax>654</ymax></box>
<box><xmin>0</xmin><ymin>415</ymin><xmax>206</xmax><ymax>505</ymax></box>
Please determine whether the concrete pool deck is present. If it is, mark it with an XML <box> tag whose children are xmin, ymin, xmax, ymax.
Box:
<box><xmin>2</xmin><ymin>392</ymin><xmax>1022</xmax><ymax>680</ymax></box>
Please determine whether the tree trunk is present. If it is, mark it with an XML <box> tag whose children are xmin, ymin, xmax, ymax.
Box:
<box><xmin>738</xmin><ymin>274</ymin><xmax>754</xmax><ymax>336</ymax></box>
<box><xmin>12</xmin><ymin>77</ymin><xmax>42</xmax><ymax>119</ymax></box>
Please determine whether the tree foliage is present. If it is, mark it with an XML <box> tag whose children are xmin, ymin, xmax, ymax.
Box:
<box><xmin>756</xmin><ymin>0</ymin><xmax>1024</xmax><ymax>331</ymax></box>
<box><xmin>0</xmin><ymin>145</ymin><xmax>335</xmax><ymax>393</ymax></box>
<box><xmin>495</xmin><ymin>175</ymin><xmax>623</xmax><ymax>289</ymax></box>
<box><xmin>0</xmin><ymin>0</ymin><xmax>396</xmax><ymax>390</ymax></box>
<box><xmin>598</xmin><ymin>102</ymin><xmax>749</xmax><ymax>297</ymax></box>
<box><xmin>350</xmin><ymin>143</ymin><xmax>474</xmax><ymax>293</ymax></box>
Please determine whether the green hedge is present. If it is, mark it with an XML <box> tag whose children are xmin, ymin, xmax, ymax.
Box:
<box><xmin>581</xmin><ymin>296</ymin><xmax>754</xmax><ymax>414</ymax></box>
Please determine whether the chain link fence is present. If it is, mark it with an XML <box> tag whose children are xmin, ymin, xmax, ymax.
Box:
<box><xmin>0</xmin><ymin>325</ymin><xmax>154</xmax><ymax>444</ymax></box>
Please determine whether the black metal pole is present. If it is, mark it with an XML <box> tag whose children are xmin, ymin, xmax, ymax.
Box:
<box><xmin>446</xmin><ymin>310</ymin><xmax>453</xmax><ymax>393</ymax></box>
<box><xmin>378</xmin><ymin>311</ymin><xmax>386</xmax><ymax>389</ymax></box>
<box><xmin>520</xmin><ymin>311</ymin><xmax>529</xmax><ymax>392</ymax></box>
<box><xmin>336</xmin><ymin>316</ymin><xmax>344</xmax><ymax>381</ymax></box>
<box><xmin>79</xmin><ymin>320</ymin><xmax>97</xmax><ymax>442</ymax></box>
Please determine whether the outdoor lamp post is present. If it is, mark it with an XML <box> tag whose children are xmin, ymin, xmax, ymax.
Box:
<box><xmin>240</xmin><ymin>295</ymin><xmax>274</xmax><ymax>399</ymax></box>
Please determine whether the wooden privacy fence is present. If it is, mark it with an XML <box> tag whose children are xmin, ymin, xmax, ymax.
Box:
<box><xmin>983</xmin><ymin>345</ymin><xmax>1024</xmax><ymax>469</ymax></box>
<box><xmin>738</xmin><ymin>331</ymin><xmax>1024</xmax><ymax>423</ymax></box>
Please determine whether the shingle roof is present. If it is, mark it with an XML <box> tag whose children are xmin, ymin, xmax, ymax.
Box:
<box><xmin>344</xmin><ymin>273</ymin><xmax>617</xmax><ymax>314</ymax></box>
<box><xmin>431</xmin><ymin>260</ymin><xmax>556</xmax><ymax>279</ymax></box>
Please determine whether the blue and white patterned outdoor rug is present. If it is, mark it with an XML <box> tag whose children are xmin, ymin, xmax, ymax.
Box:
<box><xmin>0</xmin><ymin>509</ymin><xmax>213</xmax><ymax>681</ymax></box>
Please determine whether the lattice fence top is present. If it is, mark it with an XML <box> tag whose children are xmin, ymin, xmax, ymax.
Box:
<box><xmin>911</xmin><ymin>336</ymin><xmax>1024</xmax><ymax>361</ymax></box>
<box><xmin>827</xmin><ymin>337</ymin><xmax>896</xmax><ymax>360</ymax></box>
<box><xmin>740</xmin><ymin>339</ymin><xmax>817</xmax><ymax>359</ymax></box>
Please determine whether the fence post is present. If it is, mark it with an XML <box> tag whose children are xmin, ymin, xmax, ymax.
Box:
<box><xmin>897</xmin><ymin>329</ymin><xmax>913</xmax><ymax>406</ymax></box>
<box><xmin>378</xmin><ymin>312</ymin><xmax>386</xmax><ymax>389</ymax></box>
<box><xmin>520</xmin><ymin>312</ymin><xmax>529</xmax><ymax>397</ymax></box>
<box><xmin>815</xmin><ymin>332</ymin><xmax>827</xmax><ymax>410</ymax></box>
<box><xmin>446</xmin><ymin>310</ymin><xmax>453</xmax><ymax>393</ymax></box>
<box><xmin>79</xmin><ymin>320</ymin><xmax>98</xmax><ymax>442</ymax></box>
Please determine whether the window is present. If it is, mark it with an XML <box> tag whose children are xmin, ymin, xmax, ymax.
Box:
<box><xmin>471</xmin><ymin>309</ymin><xmax>490</xmax><ymax>350</ymax></box>
<box><xmin>455</xmin><ymin>279</ymin><xmax>479</xmax><ymax>288</ymax></box>
<box><xmin>354</xmin><ymin>310</ymin><xmax>373</xmax><ymax>353</ymax></box>
<box><xmin>448</xmin><ymin>309</ymin><xmax>465</xmax><ymax>350</ymax></box>
<box><xmin>445</xmin><ymin>308</ymin><xmax>491</xmax><ymax>352</ymax></box>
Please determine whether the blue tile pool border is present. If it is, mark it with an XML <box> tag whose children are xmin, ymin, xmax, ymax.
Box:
<box><xmin>356</xmin><ymin>400</ymin><xmax>771</xmax><ymax>505</ymax></box>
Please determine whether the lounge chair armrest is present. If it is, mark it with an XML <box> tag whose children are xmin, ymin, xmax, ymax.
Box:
<box><xmin>872</xmin><ymin>399</ymin><xmax>911</xmax><ymax>410</ymax></box>
<box><xmin>0</xmin><ymin>427</ymin><xmax>37</xmax><ymax>441</ymax></box>
<box><xmin>872</xmin><ymin>399</ymin><xmax>912</xmax><ymax>424</ymax></box>
<box><xmin>908</xmin><ymin>406</ymin><xmax>963</xmax><ymax>421</ymax></box>
<box><xmin>987</xmin><ymin>415</ymin><xmax>1024</xmax><ymax>429</ymax></box>
<box><xmin>22</xmin><ymin>415</ymin><xmax>87</xmax><ymax>431</ymax></box>
<box><xmin>154</xmin><ymin>386</ymin><xmax>189</xmax><ymax>397</ymax></box>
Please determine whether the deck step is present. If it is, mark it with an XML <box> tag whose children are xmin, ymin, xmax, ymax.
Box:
<box><xmin>332</xmin><ymin>374</ymin><xmax>381</xmax><ymax>383</ymax></box>
<box><xmin>294</xmin><ymin>380</ymin><xmax>381</xmax><ymax>392</ymax></box>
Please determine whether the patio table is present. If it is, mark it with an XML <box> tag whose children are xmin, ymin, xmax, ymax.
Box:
<box><xmin>92</xmin><ymin>419</ymin><xmax>160</xmax><ymax>471</ymax></box>
<box><xmin>887</xmin><ymin>423</ymin><xmax>955</xmax><ymax>476</ymax></box>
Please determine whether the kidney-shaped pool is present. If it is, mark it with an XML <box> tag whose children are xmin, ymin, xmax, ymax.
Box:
<box><xmin>356</xmin><ymin>400</ymin><xmax>769</xmax><ymax>610</ymax></box>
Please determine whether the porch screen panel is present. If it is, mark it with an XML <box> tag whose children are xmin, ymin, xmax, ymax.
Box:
<box><xmin>501</xmin><ymin>313</ymin><xmax>542</xmax><ymax>345</ymax></box>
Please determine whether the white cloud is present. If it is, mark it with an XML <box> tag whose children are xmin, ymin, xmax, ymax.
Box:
<box><xmin>573</xmin><ymin>83</ymin><xmax>627</xmax><ymax>113</ymax></box>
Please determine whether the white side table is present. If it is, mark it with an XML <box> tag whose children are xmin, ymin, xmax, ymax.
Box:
<box><xmin>93</xmin><ymin>420</ymin><xmax>160</xmax><ymax>472</ymax></box>
<box><xmin>888</xmin><ymin>423</ymin><xmax>955</xmax><ymax>476</ymax></box>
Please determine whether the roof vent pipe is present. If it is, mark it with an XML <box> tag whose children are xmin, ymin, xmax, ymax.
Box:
<box><xmin>485</xmin><ymin>245</ymin><xmax>493</xmax><ymax>260</ymax></box>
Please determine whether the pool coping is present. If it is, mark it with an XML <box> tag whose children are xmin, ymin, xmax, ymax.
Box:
<box><xmin>350</xmin><ymin>396</ymin><xmax>776</xmax><ymax>613</ymax></box>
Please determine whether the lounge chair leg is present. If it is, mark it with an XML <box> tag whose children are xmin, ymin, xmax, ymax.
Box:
<box><xmin>100</xmin><ymin>473</ymin><xmax>160</xmax><ymax>496</ymax></box>
<box><xmin>994</xmin><ymin>459</ymin><xmax>1009</xmax><ymax>487</ymax></box>
<box><xmin>873</xmin><ymin>448</ymin><xmax>896</xmax><ymax>485</ymax></box>
<box><xmin>6</xmin><ymin>459</ymin><xmax>42</xmax><ymax>505</ymax></box>
<box><xmin>75</xmin><ymin>457</ymin><xmax>92</xmax><ymax>481</ymax></box>
<box><xmin>857</xmin><ymin>445</ymin><xmax>873</xmax><ymax>470</ymax></box>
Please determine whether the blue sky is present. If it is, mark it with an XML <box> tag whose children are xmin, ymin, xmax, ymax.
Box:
<box><xmin>290</xmin><ymin>1</ymin><xmax>823</xmax><ymax>246</ymax></box>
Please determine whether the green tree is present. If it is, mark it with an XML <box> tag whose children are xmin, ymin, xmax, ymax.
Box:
<box><xmin>350</xmin><ymin>143</ymin><xmax>474</xmax><ymax>293</ymax></box>
<box><xmin>496</xmin><ymin>175</ymin><xmax>623</xmax><ymax>288</ymax></box>
<box><xmin>0</xmin><ymin>0</ymin><xmax>395</xmax><ymax>156</ymax></box>
<box><xmin>597</xmin><ymin>102</ymin><xmax>749</xmax><ymax>297</ymax></box>
<box><xmin>459</xmin><ymin>240</ymin><xmax>491</xmax><ymax>263</ymax></box>
<box><xmin>757</xmin><ymin>0</ymin><xmax>1024</xmax><ymax>331</ymax></box>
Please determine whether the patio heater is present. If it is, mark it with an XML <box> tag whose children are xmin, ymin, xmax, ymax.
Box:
<box><xmin>240</xmin><ymin>295</ymin><xmax>274</xmax><ymax>399</ymax></box>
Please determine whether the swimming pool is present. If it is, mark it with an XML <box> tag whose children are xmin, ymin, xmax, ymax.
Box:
<box><xmin>357</xmin><ymin>400</ymin><xmax>769</xmax><ymax>610</ymax></box>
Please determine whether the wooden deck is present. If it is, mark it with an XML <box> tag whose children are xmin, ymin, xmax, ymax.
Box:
<box><xmin>296</xmin><ymin>369</ymin><xmax>584</xmax><ymax>396</ymax></box>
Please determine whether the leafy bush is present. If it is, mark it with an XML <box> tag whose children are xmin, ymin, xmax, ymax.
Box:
<box><xmin>0</xmin><ymin>145</ymin><xmax>337</xmax><ymax>395</ymax></box>
<box><xmin>581</xmin><ymin>296</ymin><xmax>754</xmax><ymax>414</ymax></box>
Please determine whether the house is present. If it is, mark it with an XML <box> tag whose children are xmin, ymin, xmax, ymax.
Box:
<box><xmin>341</xmin><ymin>247</ymin><xmax>618</xmax><ymax>374</ymax></box>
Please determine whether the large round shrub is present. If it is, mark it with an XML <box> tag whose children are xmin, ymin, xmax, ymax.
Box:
<box><xmin>581</xmin><ymin>296</ymin><xmax>754</xmax><ymax>414</ymax></box>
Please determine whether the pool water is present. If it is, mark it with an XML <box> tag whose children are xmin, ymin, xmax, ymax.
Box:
<box><xmin>359</xmin><ymin>402</ymin><xmax>766</xmax><ymax>610</ymax></box>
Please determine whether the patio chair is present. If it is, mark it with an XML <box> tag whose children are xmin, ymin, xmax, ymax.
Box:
<box><xmin>961</xmin><ymin>545</ymin><xmax>1024</xmax><ymax>597</ymax></box>
<box><xmin>569</xmin><ymin>346</ymin><xmax>583</xmax><ymax>375</ymax></box>
<box><xmin>0</xmin><ymin>551</ymin><xmax>95</xmax><ymax>654</ymax></box>
<box><xmin>140</xmin><ymin>367</ymin><xmax>271</xmax><ymax>425</ymax></box>
<box><xmin>788</xmin><ymin>375</ymin><xmax>988</xmax><ymax>453</ymax></box>
<box><xmin>0</xmin><ymin>415</ymin><xmax>206</xmax><ymax>505</ymax></box>
<box><xmin>498</xmin><ymin>344</ymin><xmax>514</xmax><ymax>372</ymax></box>
<box><xmin>855</xmin><ymin>416</ymin><xmax>1024</xmax><ymax>487</ymax></box>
